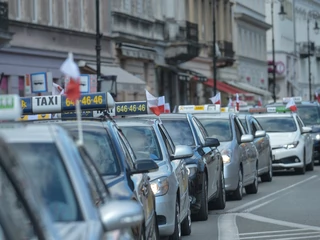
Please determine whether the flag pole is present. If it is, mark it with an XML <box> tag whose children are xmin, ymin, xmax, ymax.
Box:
<box><xmin>75</xmin><ymin>100</ymin><xmax>83</xmax><ymax>146</ymax></box>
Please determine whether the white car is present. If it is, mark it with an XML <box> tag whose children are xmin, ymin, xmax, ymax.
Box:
<box><xmin>254</xmin><ymin>110</ymin><xmax>313</xmax><ymax>174</ymax></box>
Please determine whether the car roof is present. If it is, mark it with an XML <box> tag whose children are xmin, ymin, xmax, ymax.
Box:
<box><xmin>116</xmin><ymin>118</ymin><xmax>156</xmax><ymax>127</ymax></box>
<box><xmin>128</xmin><ymin>113</ymin><xmax>189</xmax><ymax>119</ymax></box>
<box><xmin>193</xmin><ymin>112</ymin><xmax>231</xmax><ymax>119</ymax></box>
<box><xmin>253</xmin><ymin>113</ymin><xmax>295</xmax><ymax>118</ymax></box>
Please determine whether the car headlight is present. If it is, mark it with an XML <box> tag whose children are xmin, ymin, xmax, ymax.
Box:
<box><xmin>186</xmin><ymin>164</ymin><xmax>197</xmax><ymax>178</ymax></box>
<box><xmin>221</xmin><ymin>149</ymin><xmax>232</xmax><ymax>164</ymax></box>
<box><xmin>283</xmin><ymin>141</ymin><xmax>299</xmax><ymax>149</ymax></box>
<box><xmin>150</xmin><ymin>177</ymin><xmax>169</xmax><ymax>197</ymax></box>
<box><xmin>316</xmin><ymin>134</ymin><xmax>320</xmax><ymax>140</ymax></box>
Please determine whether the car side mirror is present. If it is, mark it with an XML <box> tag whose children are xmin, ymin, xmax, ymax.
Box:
<box><xmin>203</xmin><ymin>137</ymin><xmax>220</xmax><ymax>148</ymax></box>
<box><xmin>131</xmin><ymin>159</ymin><xmax>159</xmax><ymax>174</ymax></box>
<box><xmin>100</xmin><ymin>200</ymin><xmax>143</xmax><ymax>231</ymax></box>
<box><xmin>171</xmin><ymin>145</ymin><xmax>193</xmax><ymax>160</ymax></box>
<box><xmin>241</xmin><ymin>134</ymin><xmax>254</xmax><ymax>143</ymax></box>
<box><xmin>255</xmin><ymin>130</ymin><xmax>266</xmax><ymax>138</ymax></box>
<box><xmin>302</xmin><ymin>126</ymin><xmax>312</xmax><ymax>134</ymax></box>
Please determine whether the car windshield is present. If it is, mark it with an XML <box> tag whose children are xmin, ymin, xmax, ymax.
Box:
<box><xmin>81</xmin><ymin>130</ymin><xmax>121</xmax><ymax>176</ymax></box>
<box><xmin>198</xmin><ymin>118</ymin><xmax>233</xmax><ymax>142</ymax></box>
<box><xmin>9</xmin><ymin>142</ymin><xmax>82</xmax><ymax>222</ymax></box>
<box><xmin>256</xmin><ymin>117</ymin><xmax>297</xmax><ymax>132</ymax></box>
<box><xmin>161</xmin><ymin>119</ymin><xmax>195</xmax><ymax>146</ymax></box>
<box><xmin>297</xmin><ymin>105</ymin><xmax>320</xmax><ymax>126</ymax></box>
<box><xmin>121</xmin><ymin>126</ymin><xmax>163</xmax><ymax>161</ymax></box>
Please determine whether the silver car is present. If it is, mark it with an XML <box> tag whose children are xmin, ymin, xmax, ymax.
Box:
<box><xmin>195</xmin><ymin>112</ymin><xmax>259</xmax><ymax>200</ymax></box>
<box><xmin>117</xmin><ymin>118</ymin><xmax>193</xmax><ymax>239</ymax></box>
<box><xmin>238</xmin><ymin>114</ymin><xmax>273</xmax><ymax>182</ymax></box>
<box><xmin>0</xmin><ymin>123</ymin><xmax>144</xmax><ymax>239</ymax></box>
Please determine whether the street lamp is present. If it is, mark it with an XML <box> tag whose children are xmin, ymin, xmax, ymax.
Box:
<box><xmin>100</xmin><ymin>75</ymin><xmax>118</xmax><ymax>98</ymax></box>
<box><xmin>271</xmin><ymin>1</ymin><xmax>286</xmax><ymax>103</ymax></box>
<box><xmin>212</xmin><ymin>0</ymin><xmax>217</xmax><ymax>97</ymax></box>
<box><xmin>96</xmin><ymin>0</ymin><xmax>103</xmax><ymax>92</ymax></box>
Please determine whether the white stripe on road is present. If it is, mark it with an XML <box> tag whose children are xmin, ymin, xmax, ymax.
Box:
<box><xmin>242</xmin><ymin>196</ymin><xmax>279</xmax><ymax>213</ymax></box>
<box><xmin>227</xmin><ymin>175</ymin><xmax>317</xmax><ymax>213</ymax></box>
<box><xmin>218</xmin><ymin>213</ymin><xmax>239</xmax><ymax>240</ymax></box>
<box><xmin>272</xmin><ymin>234</ymin><xmax>320</xmax><ymax>240</ymax></box>
<box><xmin>238</xmin><ymin>213</ymin><xmax>320</xmax><ymax>232</ymax></box>
<box><xmin>239</xmin><ymin>228</ymin><xmax>318</xmax><ymax>235</ymax></box>
<box><xmin>239</xmin><ymin>231</ymin><xmax>320</xmax><ymax>239</ymax></box>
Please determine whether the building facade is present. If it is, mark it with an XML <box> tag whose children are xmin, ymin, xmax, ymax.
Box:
<box><xmin>230</xmin><ymin>0</ymin><xmax>272</xmax><ymax>104</ymax></box>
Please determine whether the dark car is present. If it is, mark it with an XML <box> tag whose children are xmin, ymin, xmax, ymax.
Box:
<box><xmin>59</xmin><ymin>119</ymin><xmax>160</xmax><ymax>240</ymax></box>
<box><xmin>129</xmin><ymin>113</ymin><xmax>225</xmax><ymax>221</ymax></box>
<box><xmin>266</xmin><ymin>98</ymin><xmax>320</xmax><ymax>163</ymax></box>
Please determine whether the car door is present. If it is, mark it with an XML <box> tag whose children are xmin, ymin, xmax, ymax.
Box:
<box><xmin>159</xmin><ymin>124</ymin><xmax>189</xmax><ymax>217</ymax></box>
<box><xmin>252</xmin><ymin>117</ymin><xmax>269</xmax><ymax>171</ymax></box>
<box><xmin>192</xmin><ymin>117</ymin><xmax>218</xmax><ymax>199</ymax></box>
<box><xmin>296</xmin><ymin>116</ymin><xmax>313</xmax><ymax>162</ymax></box>
<box><xmin>248</xmin><ymin>117</ymin><xmax>264</xmax><ymax>169</ymax></box>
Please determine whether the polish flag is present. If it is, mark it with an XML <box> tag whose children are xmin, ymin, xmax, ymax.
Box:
<box><xmin>52</xmin><ymin>82</ymin><xmax>64</xmax><ymax>95</ymax></box>
<box><xmin>164</xmin><ymin>103</ymin><xmax>170</xmax><ymax>113</ymax></box>
<box><xmin>227</xmin><ymin>98</ymin><xmax>232</xmax><ymax>108</ymax></box>
<box><xmin>286</xmin><ymin>98</ymin><xmax>297</xmax><ymax>112</ymax></box>
<box><xmin>60</xmin><ymin>52</ymin><xmax>80</xmax><ymax>102</ymax></box>
<box><xmin>146</xmin><ymin>90</ymin><xmax>161</xmax><ymax>116</ymax></box>
<box><xmin>158</xmin><ymin>96</ymin><xmax>165</xmax><ymax>113</ymax></box>
<box><xmin>209</xmin><ymin>92</ymin><xmax>221</xmax><ymax>104</ymax></box>
<box><xmin>257</xmin><ymin>97</ymin><xmax>262</xmax><ymax>107</ymax></box>
<box><xmin>315</xmin><ymin>92</ymin><xmax>320</xmax><ymax>103</ymax></box>
<box><xmin>236</xmin><ymin>93</ymin><xmax>240</xmax><ymax>111</ymax></box>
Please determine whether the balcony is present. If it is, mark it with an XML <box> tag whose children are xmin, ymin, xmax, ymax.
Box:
<box><xmin>164</xmin><ymin>21</ymin><xmax>200</xmax><ymax>65</ymax></box>
<box><xmin>209</xmin><ymin>41</ymin><xmax>235</xmax><ymax>68</ymax></box>
<box><xmin>0</xmin><ymin>2</ymin><xmax>13</xmax><ymax>48</ymax></box>
<box><xmin>299</xmin><ymin>42</ymin><xmax>314</xmax><ymax>59</ymax></box>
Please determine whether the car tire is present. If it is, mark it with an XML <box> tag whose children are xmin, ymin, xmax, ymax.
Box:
<box><xmin>181</xmin><ymin>208</ymin><xmax>192</xmax><ymax>236</ymax></box>
<box><xmin>245</xmin><ymin>163</ymin><xmax>259</xmax><ymax>194</ymax></box>
<box><xmin>232</xmin><ymin>169</ymin><xmax>243</xmax><ymax>200</ymax></box>
<box><xmin>152</xmin><ymin>212</ymin><xmax>160</xmax><ymax>240</ymax></box>
<box><xmin>192</xmin><ymin>175</ymin><xmax>208</xmax><ymax>221</ymax></box>
<box><xmin>306</xmin><ymin>153</ymin><xmax>314</xmax><ymax>171</ymax></box>
<box><xmin>169</xmin><ymin>201</ymin><xmax>181</xmax><ymax>240</ymax></box>
<box><xmin>209</xmin><ymin>171</ymin><xmax>226</xmax><ymax>210</ymax></box>
<box><xmin>295</xmin><ymin>152</ymin><xmax>306</xmax><ymax>175</ymax></box>
<box><xmin>261</xmin><ymin>155</ymin><xmax>273</xmax><ymax>182</ymax></box>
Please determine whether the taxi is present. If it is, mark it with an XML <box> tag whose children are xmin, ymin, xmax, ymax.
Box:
<box><xmin>1</xmin><ymin>94</ymin><xmax>145</xmax><ymax>239</ymax></box>
<box><xmin>253</xmin><ymin>106</ymin><xmax>314</xmax><ymax>174</ymax></box>
<box><xmin>266</xmin><ymin>97</ymin><xmax>320</xmax><ymax>164</ymax></box>
<box><xmin>129</xmin><ymin>109</ymin><xmax>224</xmax><ymax>221</ymax></box>
<box><xmin>117</xmin><ymin>118</ymin><xmax>193</xmax><ymax>238</ymax></box>
<box><xmin>176</xmin><ymin>105</ymin><xmax>259</xmax><ymax>201</ymax></box>
<box><xmin>0</xmin><ymin>133</ymin><xmax>60</xmax><ymax>240</ymax></box>
<box><xmin>20</xmin><ymin>92</ymin><xmax>159</xmax><ymax>240</ymax></box>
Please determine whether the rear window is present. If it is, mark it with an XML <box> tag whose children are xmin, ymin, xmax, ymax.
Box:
<box><xmin>198</xmin><ymin>118</ymin><xmax>233</xmax><ymax>142</ymax></box>
<box><xmin>161</xmin><ymin>119</ymin><xmax>195</xmax><ymax>146</ymax></box>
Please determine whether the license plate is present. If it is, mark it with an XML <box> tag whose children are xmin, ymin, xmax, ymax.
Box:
<box><xmin>272</xmin><ymin>155</ymin><xmax>275</xmax><ymax>161</ymax></box>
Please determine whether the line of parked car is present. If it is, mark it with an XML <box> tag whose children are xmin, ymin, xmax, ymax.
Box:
<box><xmin>0</xmin><ymin>93</ymin><xmax>318</xmax><ymax>240</ymax></box>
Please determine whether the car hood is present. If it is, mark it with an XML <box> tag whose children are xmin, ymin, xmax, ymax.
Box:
<box><xmin>267</xmin><ymin>132</ymin><xmax>298</xmax><ymax>147</ymax></box>
<box><xmin>55</xmin><ymin>222</ymin><xmax>102</xmax><ymax>240</ymax></box>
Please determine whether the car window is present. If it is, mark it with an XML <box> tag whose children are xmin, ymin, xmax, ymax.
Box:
<box><xmin>159</xmin><ymin>124</ymin><xmax>175</xmax><ymax>156</ymax></box>
<box><xmin>234</xmin><ymin>118</ymin><xmax>242</xmax><ymax>143</ymax></box>
<box><xmin>252</xmin><ymin>118</ymin><xmax>263</xmax><ymax>131</ymax></box>
<box><xmin>240</xmin><ymin>118</ymin><xmax>248</xmax><ymax>133</ymax></box>
<box><xmin>193</xmin><ymin>117</ymin><xmax>208</xmax><ymax>145</ymax></box>
<box><xmin>117</xmin><ymin>129</ymin><xmax>137</xmax><ymax>161</ymax></box>
<box><xmin>295</xmin><ymin>116</ymin><xmax>304</xmax><ymax>131</ymax></box>
<box><xmin>250</xmin><ymin>119</ymin><xmax>257</xmax><ymax>136</ymax></box>
<box><xmin>159</xmin><ymin>119</ymin><xmax>196</xmax><ymax>146</ymax></box>
<box><xmin>0</xmin><ymin>167</ymin><xmax>38</xmax><ymax>239</ymax></box>
<box><xmin>198</xmin><ymin>118</ymin><xmax>233</xmax><ymax>142</ymax></box>
<box><xmin>297</xmin><ymin>105</ymin><xmax>320</xmax><ymax>126</ymax></box>
<box><xmin>117</xmin><ymin>133</ymin><xmax>136</xmax><ymax>170</ymax></box>
<box><xmin>256</xmin><ymin>117</ymin><xmax>297</xmax><ymax>132</ymax></box>
<box><xmin>9</xmin><ymin>142</ymin><xmax>82</xmax><ymax>222</ymax></box>
<box><xmin>121</xmin><ymin>126</ymin><xmax>163</xmax><ymax>161</ymax></box>
<box><xmin>81</xmin><ymin>129</ymin><xmax>121</xmax><ymax>176</ymax></box>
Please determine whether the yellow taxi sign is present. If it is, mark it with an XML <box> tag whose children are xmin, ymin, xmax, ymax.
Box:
<box><xmin>194</xmin><ymin>105</ymin><xmax>205</xmax><ymax>111</ymax></box>
<box><xmin>177</xmin><ymin>104</ymin><xmax>220</xmax><ymax>113</ymax></box>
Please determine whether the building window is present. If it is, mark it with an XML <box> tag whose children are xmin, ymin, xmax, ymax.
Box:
<box><xmin>194</xmin><ymin>0</ymin><xmax>198</xmax><ymax>24</ymax></box>
<box><xmin>80</xmin><ymin>0</ymin><xmax>84</xmax><ymax>30</ymax></box>
<box><xmin>0</xmin><ymin>76</ymin><xmax>8</xmax><ymax>94</ymax></box>
<box><xmin>19</xmin><ymin>77</ymin><xmax>24</xmax><ymax>97</ymax></box>
<box><xmin>64</xmin><ymin>0</ymin><xmax>69</xmax><ymax>28</ymax></box>
<box><xmin>48</xmin><ymin>0</ymin><xmax>53</xmax><ymax>25</ymax></box>
<box><xmin>16</xmin><ymin>0</ymin><xmax>21</xmax><ymax>20</ymax></box>
<box><xmin>32</xmin><ymin>0</ymin><xmax>37</xmax><ymax>23</ymax></box>
<box><xmin>137</xmin><ymin>0</ymin><xmax>143</xmax><ymax>14</ymax></box>
<box><xmin>124</xmin><ymin>0</ymin><xmax>131</xmax><ymax>12</ymax></box>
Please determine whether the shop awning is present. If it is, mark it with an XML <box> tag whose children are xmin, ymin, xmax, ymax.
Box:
<box><xmin>227</xmin><ymin>81</ymin><xmax>272</xmax><ymax>97</ymax></box>
<box><xmin>156</xmin><ymin>64</ymin><xmax>208</xmax><ymax>82</ymax></box>
<box><xmin>204</xmin><ymin>79</ymin><xmax>248</xmax><ymax>94</ymax></box>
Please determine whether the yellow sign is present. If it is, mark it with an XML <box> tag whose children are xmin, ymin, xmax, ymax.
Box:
<box><xmin>37</xmin><ymin>114</ymin><xmax>51</xmax><ymax>119</ymax></box>
<box><xmin>116</xmin><ymin>103</ymin><xmax>146</xmax><ymax>114</ymax></box>
<box><xmin>65</xmin><ymin>95</ymin><xmax>103</xmax><ymax>107</ymax></box>
<box><xmin>194</xmin><ymin>105</ymin><xmax>205</xmax><ymax>111</ymax></box>
<box><xmin>21</xmin><ymin>100</ymin><xmax>27</xmax><ymax>109</ymax></box>
<box><xmin>221</xmin><ymin>108</ymin><xmax>227</xmax><ymax>112</ymax></box>
<box><xmin>20</xmin><ymin>115</ymin><xmax>29</xmax><ymax>121</ymax></box>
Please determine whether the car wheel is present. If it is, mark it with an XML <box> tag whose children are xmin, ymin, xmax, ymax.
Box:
<box><xmin>192</xmin><ymin>175</ymin><xmax>208</xmax><ymax>221</ymax></box>
<box><xmin>245</xmin><ymin>163</ymin><xmax>259</xmax><ymax>194</ymax></box>
<box><xmin>209</xmin><ymin>171</ymin><xmax>226</xmax><ymax>210</ymax></box>
<box><xmin>306</xmin><ymin>152</ymin><xmax>314</xmax><ymax>171</ymax></box>
<box><xmin>169</xmin><ymin>201</ymin><xmax>181</xmax><ymax>240</ymax></box>
<box><xmin>181</xmin><ymin>207</ymin><xmax>192</xmax><ymax>236</ymax></box>
<box><xmin>295</xmin><ymin>152</ymin><xmax>306</xmax><ymax>175</ymax></box>
<box><xmin>261</xmin><ymin>155</ymin><xmax>273</xmax><ymax>182</ymax></box>
<box><xmin>232</xmin><ymin>169</ymin><xmax>243</xmax><ymax>200</ymax></box>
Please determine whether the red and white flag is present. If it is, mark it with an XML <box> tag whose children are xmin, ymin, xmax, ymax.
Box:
<box><xmin>146</xmin><ymin>90</ymin><xmax>161</xmax><ymax>116</ymax></box>
<box><xmin>236</xmin><ymin>93</ymin><xmax>240</xmax><ymax>111</ymax></box>
<box><xmin>315</xmin><ymin>92</ymin><xmax>320</xmax><ymax>103</ymax></box>
<box><xmin>52</xmin><ymin>82</ymin><xmax>64</xmax><ymax>95</ymax></box>
<box><xmin>164</xmin><ymin>103</ymin><xmax>170</xmax><ymax>113</ymax></box>
<box><xmin>209</xmin><ymin>92</ymin><xmax>221</xmax><ymax>104</ymax></box>
<box><xmin>158</xmin><ymin>96</ymin><xmax>165</xmax><ymax>113</ymax></box>
<box><xmin>286</xmin><ymin>98</ymin><xmax>297</xmax><ymax>112</ymax></box>
<box><xmin>60</xmin><ymin>52</ymin><xmax>80</xmax><ymax>102</ymax></box>
<box><xmin>257</xmin><ymin>97</ymin><xmax>262</xmax><ymax>107</ymax></box>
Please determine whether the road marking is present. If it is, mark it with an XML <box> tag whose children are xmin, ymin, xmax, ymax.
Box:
<box><xmin>239</xmin><ymin>231</ymin><xmax>320</xmax><ymax>239</ymax></box>
<box><xmin>218</xmin><ymin>213</ymin><xmax>239</xmax><ymax>240</ymax></box>
<box><xmin>242</xmin><ymin>196</ymin><xmax>279</xmax><ymax>213</ymax></box>
<box><xmin>238</xmin><ymin>213</ymin><xmax>320</xmax><ymax>231</ymax></box>
<box><xmin>239</xmin><ymin>228</ymin><xmax>318</xmax><ymax>235</ymax></box>
<box><xmin>274</xmin><ymin>235</ymin><xmax>320</xmax><ymax>240</ymax></box>
<box><xmin>227</xmin><ymin>175</ymin><xmax>317</xmax><ymax>213</ymax></box>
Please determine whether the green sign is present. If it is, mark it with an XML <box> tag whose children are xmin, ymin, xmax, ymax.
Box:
<box><xmin>0</xmin><ymin>96</ymin><xmax>14</xmax><ymax>109</ymax></box>
<box><xmin>275</xmin><ymin>106</ymin><xmax>290</xmax><ymax>112</ymax></box>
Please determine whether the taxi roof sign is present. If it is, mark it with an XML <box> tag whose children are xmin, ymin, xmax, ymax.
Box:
<box><xmin>267</xmin><ymin>106</ymin><xmax>291</xmax><ymax>113</ymax></box>
<box><xmin>177</xmin><ymin>104</ymin><xmax>221</xmax><ymax>113</ymax></box>
<box><xmin>248</xmin><ymin>107</ymin><xmax>267</xmax><ymax>113</ymax></box>
<box><xmin>283</xmin><ymin>96</ymin><xmax>302</xmax><ymax>103</ymax></box>
<box><xmin>0</xmin><ymin>95</ymin><xmax>22</xmax><ymax>121</ymax></box>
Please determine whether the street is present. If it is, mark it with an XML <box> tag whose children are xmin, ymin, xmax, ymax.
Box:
<box><xmin>183</xmin><ymin>166</ymin><xmax>320</xmax><ymax>240</ymax></box>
